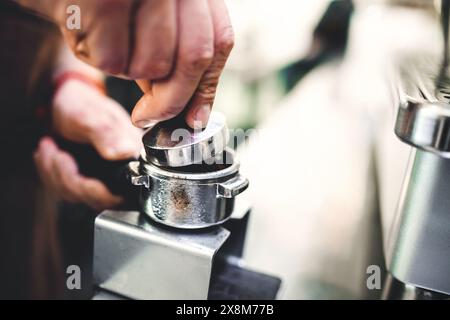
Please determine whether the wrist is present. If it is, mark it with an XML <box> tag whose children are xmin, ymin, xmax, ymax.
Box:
<box><xmin>35</xmin><ymin>71</ymin><xmax>106</xmax><ymax>123</ymax></box>
<box><xmin>53</xmin><ymin>71</ymin><xmax>107</xmax><ymax>98</ymax></box>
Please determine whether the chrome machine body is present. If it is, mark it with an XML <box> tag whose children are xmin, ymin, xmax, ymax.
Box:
<box><xmin>383</xmin><ymin>0</ymin><xmax>450</xmax><ymax>299</ymax></box>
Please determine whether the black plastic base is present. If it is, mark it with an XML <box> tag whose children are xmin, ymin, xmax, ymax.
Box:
<box><xmin>209</xmin><ymin>259</ymin><xmax>281</xmax><ymax>300</ymax></box>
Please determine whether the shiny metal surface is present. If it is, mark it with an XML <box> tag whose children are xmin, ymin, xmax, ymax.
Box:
<box><xmin>382</xmin><ymin>274</ymin><xmax>450</xmax><ymax>300</ymax></box>
<box><xmin>441</xmin><ymin>0</ymin><xmax>450</xmax><ymax>61</ymax></box>
<box><xmin>93</xmin><ymin>210</ymin><xmax>230</xmax><ymax>300</ymax></box>
<box><xmin>388</xmin><ymin>3</ymin><xmax>450</xmax><ymax>296</ymax></box>
<box><xmin>393</xmin><ymin>1</ymin><xmax>450</xmax><ymax>156</ymax></box>
<box><xmin>217</xmin><ymin>174</ymin><xmax>250</xmax><ymax>198</ymax></box>
<box><xmin>385</xmin><ymin>148</ymin><xmax>450</xmax><ymax>295</ymax></box>
<box><xmin>92</xmin><ymin>290</ymin><xmax>126</xmax><ymax>300</ymax></box>
<box><xmin>394</xmin><ymin>55</ymin><xmax>450</xmax><ymax>157</ymax></box>
<box><xmin>129</xmin><ymin>149</ymin><xmax>249</xmax><ymax>229</ymax></box>
<box><xmin>143</xmin><ymin>112</ymin><xmax>229</xmax><ymax>167</ymax></box>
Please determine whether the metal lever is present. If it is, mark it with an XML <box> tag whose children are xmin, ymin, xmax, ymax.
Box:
<box><xmin>394</xmin><ymin>55</ymin><xmax>450</xmax><ymax>157</ymax></box>
<box><xmin>217</xmin><ymin>174</ymin><xmax>249</xmax><ymax>198</ymax></box>
<box><xmin>392</xmin><ymin>0</ymin><xmax>450</xmax><ymax>157</ymax></box>
<box><xmin>128</xmin><ymin>161</ymin><xmax>150</xmax><ymax>189</ymax></box>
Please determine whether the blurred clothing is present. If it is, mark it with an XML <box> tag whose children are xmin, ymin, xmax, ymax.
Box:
<box><xmin>0</xmin><ymin>0</ymin><xmax>61</xmax><ymax>299</ymax></box>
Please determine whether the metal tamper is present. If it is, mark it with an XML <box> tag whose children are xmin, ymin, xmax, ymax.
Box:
<box><xmin>142</xmin><ymin>111</ymin><xmax>230</xmax><ymax>167</ymax></box>
<box><xmin>129</xmin><ymin>111</ymin><xmax>249</xmax><ymax>229</ymax></box>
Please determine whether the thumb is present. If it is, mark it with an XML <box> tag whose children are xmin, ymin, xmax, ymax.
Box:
<box><xmin>52</xmin><ymin>80</ymin><xmax>142</xmax><ymax>160</ymax></box>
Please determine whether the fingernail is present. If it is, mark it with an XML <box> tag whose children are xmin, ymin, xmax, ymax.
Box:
<box><xmin>193</xmin><ymin>104</ymin><xmax>211</xmax><ymax>128</ymax></box>
<box><xmin>135</xmin><ymin>119</ymin><xmax>158</xmax><ymax>129</ymax></box>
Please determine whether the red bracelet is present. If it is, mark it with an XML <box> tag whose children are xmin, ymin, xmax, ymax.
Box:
<box><xmin>53</xmin><ymin>71</ymin><xmax>107</xmax><ymax>97</ymax></box>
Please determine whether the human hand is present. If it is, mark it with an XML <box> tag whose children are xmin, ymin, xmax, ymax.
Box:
<box><xmin>17</xmin><ymin>0</ymin><xmax>234</xmax><ymax>128</ymax></box>
<box><xmin>34</xmin><ymin>79</ymin><xmax>142</xmax><ymax>211</ymax></box>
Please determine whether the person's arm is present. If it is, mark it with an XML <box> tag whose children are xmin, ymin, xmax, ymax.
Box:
<box><xmin>34</xmin><ymin>43</ymin><xmax>142</xmax><ymax>210</ymax></box>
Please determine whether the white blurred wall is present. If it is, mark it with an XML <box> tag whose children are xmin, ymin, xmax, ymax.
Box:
<box><xmin>214</xmin><ymin>0</ymin><xmax>330</xmax><ymax>127</ymax></box>
<box><xmin>234</xmin><ymin>2</ymin><xmax>442</xmax><ymax>299</ymax></box>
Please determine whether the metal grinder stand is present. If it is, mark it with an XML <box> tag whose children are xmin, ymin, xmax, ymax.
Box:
<box><xmin>92</xmin><ymin>206</ymin><xmax>282</xmax><ymax>300</ymax></box>
<box><xmin>91</xmin><ymin>114</ymin><xmax>281</xmax><ymax>300</ymax></box>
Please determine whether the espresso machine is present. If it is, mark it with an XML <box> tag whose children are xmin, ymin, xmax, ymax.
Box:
<box><xmin>90</xmin><ymin>112</ymin><xmax>281</xmax><ymax>300</ymax></box>
<box><xmin>381</xmin><ymin>0</ymin><xmax>450</xmax><ymax>299</ymax></box>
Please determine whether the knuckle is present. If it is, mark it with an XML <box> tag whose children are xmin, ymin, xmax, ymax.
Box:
<box><xmin>130</xmin><ymin>58</ymin><xmax>172</xmax><ymax>79</ymax></box>
<box><xmin>197</xmin><ymin>71</ymin><xmax>220</xmax><ymax>98</ymax></box>
<box><xmin>95</xmin><ymin>56</ymin><xmax>127</xmax><ymax>75</ymax></box>
<box><xmin>150</xmin><ymin>58</ymin><xmax>173</xmax><ymax>78</ymax></box>
<box><xmin>159</xmin><ymin>105</ymin><xmax>184</xmax><ymax>120</ymax></box>
<box><xmin>216</xmin><ymin>26</ymin><xmax>235</xmax><ymax>55</ymax></box>
<box><xmin>197</xmin><ymin>86</ymin><xmax>217</xmax><ymax>102</ymax></box>
<box><xmin>180</xmin><ymin>47</ymin><xmax>214</xmax><ymax>77</ymax></box>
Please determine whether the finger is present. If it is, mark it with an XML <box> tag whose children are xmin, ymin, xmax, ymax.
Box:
<box><xmin>134</xmin><ymin>80</ymin><xmax>157</xmax><ymax>128</ymax></box>
<box><xmin>89</xmin><ymin>129</ymin><xmax>141</xmax><ymax>161</ymax></box>
<box><xmin>136</xmin><ymin>79</ymin><xmax>153</xmax><ymax>94</ymax></box>
<box><xmin>34</xmin><ymin>137</ymin><xmax>63</xmax><ymax>188</ymax></box>
<box><xmin>53</xmin><ymin>151</ymin><xmax>123</xmax><ymax>209</ymax></box>
<box><xmin>78</xmin><ymin>177</ymin><xmax>123</xmax><ymax>211</ymax></box>
<box><xmin>87</xmin><ymin>107</ymin><xmax>142</xmax><ymax>160</ymax></box>
<box><xmin>34</xmin><ymin>137</ymin><xmax>123</xmax><ymax>210</ymax></box>
<box><xmin>185</xmin><ymin>0</ymin><xmax>235</xmax><ymax>128</ymax></box>
<box><xmin>131</xmin><ymin>0</ymin><xmax>214</xmax><ymax>128</ymax></box>
<box><xmin>52</xmin><ymin>150</ymin><xmax>84</xmax><ymax>203</ymax></box>
<box><xmin>34</xmin><ymin>137</ymin><xmax>80</xmax><ymax>202</ymax></box>
<box><xmin>128</xmin><ymin>0</ymin><xmax>177</xmax><ymax>79</ymax></box>
<box><xmin>71</xmin><ymin>1</ymin><xmax>132</xmax><ymax>75</ymax></box>
<box><xmin>52</xmin><ymin>80</ymin><xmax>141</xmax><ymax>160</ymax></box>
